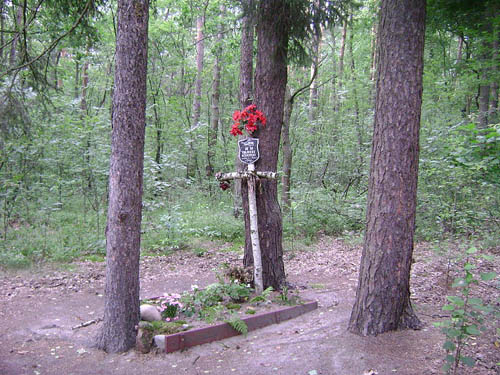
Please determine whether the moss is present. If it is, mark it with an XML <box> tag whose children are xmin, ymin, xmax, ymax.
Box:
<box><xmin>141</xmin><ymin>320</ymin><xmax>190</xmax><ymax>335</ymax></box>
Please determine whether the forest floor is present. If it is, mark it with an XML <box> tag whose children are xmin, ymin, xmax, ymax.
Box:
<box><xmin>0</xmin><ymin>236</ymin><xmax>498</xmax><ymax>375</ymax></box>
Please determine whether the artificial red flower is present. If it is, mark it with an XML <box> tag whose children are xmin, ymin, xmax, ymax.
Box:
<box><xmin>230</xmin><ymin>105</ymin><xmax>267</xmax><ymax>137</ymax></box>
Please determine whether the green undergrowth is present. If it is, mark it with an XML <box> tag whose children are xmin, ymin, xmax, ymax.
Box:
<box><xmin>1</xmin><ymin>187</ymin><xmax>498</xmax><ymax>270</ymax></box>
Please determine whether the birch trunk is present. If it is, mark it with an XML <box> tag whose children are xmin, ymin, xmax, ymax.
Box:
<box><xmin>247</xmin><ymin>163</ymin><xmax>263</xmax><ymax>294</ymax></box>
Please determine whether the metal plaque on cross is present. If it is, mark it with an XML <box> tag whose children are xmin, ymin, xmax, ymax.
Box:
<box><xmin>238</xmin><ymin>138</ymin><xmax>260</xmax><ymax>164</ymax></box>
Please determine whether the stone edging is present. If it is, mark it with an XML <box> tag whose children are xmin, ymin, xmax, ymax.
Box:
<box><xmin>154</xmin><ymin>301</ymin><xmax>318</xmax><ymax>353</ymax></box>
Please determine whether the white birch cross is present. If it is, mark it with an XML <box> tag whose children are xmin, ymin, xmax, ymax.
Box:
<box><xmin>215</xmin><ymin>138</ymin><xmax>276</xmax><ymax>294</ymax></box>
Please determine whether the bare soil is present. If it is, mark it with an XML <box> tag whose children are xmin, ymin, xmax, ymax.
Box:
<box><xmin>0</xmin><ymin>237</ymin><xmax>498</xmax><ymax>375</ymax></box>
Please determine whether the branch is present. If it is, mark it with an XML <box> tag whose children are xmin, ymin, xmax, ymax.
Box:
<box><xmin>0</xmin><ymin>0</ymin><xmax>92</xmax><ymax>79</ymax></box>
<box><xmin>215</xmin><ymin>171</ymin><xmax>277</xmax><ymax>181</ymax></box>
<box><xmin>289</xmin><ymin>54</ymin><xmax>327</xmax><ymax>104</ymax></box>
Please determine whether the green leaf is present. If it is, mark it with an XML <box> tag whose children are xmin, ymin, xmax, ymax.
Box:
<box><xmin>445</xmin><ymin>354</ymin><xmax>455</xmax><ymax>363</ymax></box>
<box><xmin>465</xmin><ymin>325</ymin><xmax>481</xmax><ymax>335</ymax></box>
<box><xmin>452</xmin><ymin>278</ymin><xmax>466</xmax><ymax>287</ymax></box>
<box><xmin>466</xmin><ymin>247</ymin><xmax>478</xmax><ymax>254</ymax></box>
<box><xmin>443</xmin><ymin>341</ymin><xmax>456</xmax><ymax>351</ymax></box>
<box><xmin>460</xmin><ymin>356</ymin><xmax>475</xmax><ymax>367</ymax></box>
<box><xmin>480</xmin><ymin>272</ymin><xmax>497</xmax><ymax>281</ymax></box>
<box><xmin>442</xmin><ymin>304</ymin><xmax>455</xmax><ymax>311</ymax></box>
<box><xmin>468</xmin><ymin>297</ymin><xmax>483</xmax><ymax>306</ymax></box>
<box><xmin>464</xmin><ymin>262</ymin><xmax>475</xmax><ymax>270</ymax></box>
<box><xmin>447</xmin><ymin>296</ymin><xmax>465</xmax><ymax>306</ymax></box>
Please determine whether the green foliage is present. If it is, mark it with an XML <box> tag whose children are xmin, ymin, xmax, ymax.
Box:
<box><xmin>141</xmin><ymin>320</ymin><xmax>190</xmax><ymax>335</ymax></box>
<box><xmin>451</xmin><ymin>123</ymin><xmax>500</xmax><ymax>186</ymax></box>
<box><xmin>225</xmin><ymin>315</ymin><xmax>248</xmax><ymax>335</ymax></box>
<box><xmin>249</xmin><ymin>286</ymin><xmax>274</xmax><ymax>303</ymax></box>
<box><xmin>434</xmin><ymin>247</ymin><xmax>498</xmax><ymax>374</ymax></box>
<box><xmin>181</xmin><ymin>280</ymin><xmax>253</xmax><ymax>322</ymax></box>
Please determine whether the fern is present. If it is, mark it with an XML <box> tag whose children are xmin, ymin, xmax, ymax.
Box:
<box><xmin>225</xmin><ymin>316</ymin><xmax>248</xmax><ymax>335</ymax></box>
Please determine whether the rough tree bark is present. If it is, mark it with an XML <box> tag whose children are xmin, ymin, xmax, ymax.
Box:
<box><xmin>348</xmin><ymin>0</ymin><xmax>426</xmax><ymax>336</ymax></box>
<box><xmin>242</xmin><ymin>0</ymin><xmax>288</xmax><ymax>290</ymax></box>
<box><xmin>96</xmin><ymin>0</ymin><xmax>148</xmax><ymax>353</ymax></box>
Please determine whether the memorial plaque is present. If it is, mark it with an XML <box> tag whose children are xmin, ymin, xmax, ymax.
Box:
<box><xmin>238</xmin><ymin>138</ymin><xmax>260</xmax><ymax>164</ymax></box>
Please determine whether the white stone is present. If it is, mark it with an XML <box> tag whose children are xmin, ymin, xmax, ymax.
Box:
<box><xmin>140</xmin><ymin>304</ymin><xmax>161</xmax><ymax>322</ymax></box>
<box><xmin>154</xmin><ymin>335</ymin><xmax>165</xmax><ymax>351</ymax></box>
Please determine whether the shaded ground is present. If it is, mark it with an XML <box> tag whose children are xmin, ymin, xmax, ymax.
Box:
<box><xmin>0</xmin><ymin>237</ymin><xmax>498</xmax><ymax>375</ymax></box>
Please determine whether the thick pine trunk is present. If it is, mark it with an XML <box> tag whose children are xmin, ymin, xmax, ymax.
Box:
<box><xmin>348</xmin><ymin>0</ymin><xmax>425</xmax><ymax>336</ymax></box>
<box><xmin>243</xmin><ymin>0</ymin><xmax>288</xmax><ymax>290</ymax></box>
<box><xmin>96</xmin><ymin>0</ymin><xmax>148</xmax><ymax>353</ymax></box>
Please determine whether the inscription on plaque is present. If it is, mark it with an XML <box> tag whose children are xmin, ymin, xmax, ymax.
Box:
<box><xmin>238</xmin><ymin>138</ymin><xmax>260</xmax><ymax>164</ymax></box>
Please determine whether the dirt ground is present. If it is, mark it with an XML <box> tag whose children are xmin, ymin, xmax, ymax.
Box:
<box><xmin>0</xmin><ymin>237</ymin><xmax>498</xmax><ymax>375</ymax></box>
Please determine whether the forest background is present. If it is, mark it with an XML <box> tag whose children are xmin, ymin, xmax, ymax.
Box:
<box><xmin>0</xmin><ymin>0</ymin><xmax>499</xmax><ymax>268</ymax></box>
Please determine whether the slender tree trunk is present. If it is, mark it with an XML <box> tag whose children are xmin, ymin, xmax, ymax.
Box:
<box><xmin>96</xmin><ymin>0</ymin><xmax>148</xmax><ymax>353</ymax></box>
<box><xmin>281</xmin><ymin>87</ymin><xmax>293</xmax><ymax>211</ymax></box>
<box><xmin>338</xmin><ymin>17</ymin><xmax>348</xmax><ymax>90</ymax></box>
<box><xmin>370</xmin><ymin>21</ymin><xmax>377</xmax><ymax>82</ymax></box>
<box><xmin>0</xmin><ymin>0</ymin><xmax>5</xmax><ymax>64</ymax></box>
<box><xmin>236</xmin><ymin>0</ymin><xmax>254</xmax><ymax>218</ymax></box>
<box><xmin>187</xmin><ymin>15</ymin><xmax>205</xmax><ymax>179</ymax></box>
<box><xmin>81</xmin><ymin>58</ymin><xmax>89</xmax><ymax>115</ymax></box>
<box><xmin>207</xmin><ymin>12</ymin><xmax>223</xmax><ymax>178</ymax></box>
<box><xmin>74</xmin><ymin>58</ymin><xmax>80</xmax><ymax>99</ymax></box>
<box><xmin>478</xmin><ymin>17</ymin><xmax>493</xmax><ymax>129</ymax></box>
<box><xmin>308</xmin><ymin>23</ymin><xmax>321</xmax><ymax>123</ymax></box>
<box><xmin>456</xmin><ymin>35</ymin><xmax>463</xmax><ymax>63</ymax></box>
<box><xmin>9</xmin><ymin>4</ymin><xmax>23</xmax><ymax>66</ymax></box>
<box><xmin>490</xmin><ymin>33</ymin><xmax>499</xmax><ymax>122</ymax></box>
<box><xmin>349</xmin><ymin>0</ymin><xmax>426</xmax><ymax>336</ymax></box>
<box><xmin>348</xmin><ymin>14</ymin><xmax>363</xmax><ymax>169</ymax></box>
<box><xmin>192</xmin><ymin>15</ymin><xmax>205</xmax><ymax>127</ymax></box>
<box><xmin>243</xmin><ymin>0</ymin><xmax>288</xmax><ymax>290</ymax></box>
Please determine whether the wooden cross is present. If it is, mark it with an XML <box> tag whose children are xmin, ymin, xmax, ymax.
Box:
<box><xmin>216</xmin><ymin>138</ymin><xmax>276</xmax><ymax>294</ymax></box>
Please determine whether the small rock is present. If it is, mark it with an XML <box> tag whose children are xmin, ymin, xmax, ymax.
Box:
<box><xmin>154</xmin><ymin>335</ymin><xmax>165</xmax><ymax>351</ymax></box>
<box><xmin>140</xmin><ymin>304</ymin><xmax>161</xmax><ymax>322</ymax></box>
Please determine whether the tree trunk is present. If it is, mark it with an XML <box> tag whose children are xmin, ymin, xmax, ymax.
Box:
<box><xmin>348</xmin><ymin>14</ymin><xmax>363</xmax><ymax>170</ymax></box>
<box><xmin>348</xmin><ymin>0</ymin><xmax>425</xmax><ymax>336</ymax></box>
<box><xmin>490</xmin><ymin>33</ymin><xmax>499</xmax><ymax>123</ymax></box>
<box><xmin>243</xmin><ymin>0</ymin><xmax>288</xmax><ymax>290</ymax></box>
<box><xmin>370</xmin><ymin>21</ymin><xmax>377</xmax><ymax>82</ymax></box>
<box><xmin>192</xmin><ymin>15</ymin><xmax>205</xmax><ymax>128</ymax></box>
<box><xmin>281</xmin><ymin>87</ymin><xmax>293</xmax><ymax>212</ymax></box>
<box><xmin>338</xmin><ymin>17</ymin><xmax>348</xmax><ymax>90</ymax></box>
<box><xmin>9</xmin><ymin>4</ymin><xmax>23</xmax><ymax>66</ymax></box>
<box><xmin>236</xmin><ymin>0</ymin><xmax>254</xmax><ymax>218</ymax></box>
<box><xmin>0</xmin><ymin>0</ymin><xmax>5</xmax><ymax>64</ymax></box>
<box><xmin>187</xmin><ymin>15</ymin><xmax>205</xmax><ymax>179</ymax></box>
<box><xmin>96</xmin><ymin>0</ymin><xmax>148</xmax><ymax>353</ymax></box>
<box><xmin>308</xmin><ymin>22</ymin><xmax>321</xmax><ymax>123</ymax></box>
<box><xmin>207</xmin><ymin>11</ymin><xmax>223</xmax><ymax>178</ymax></box>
